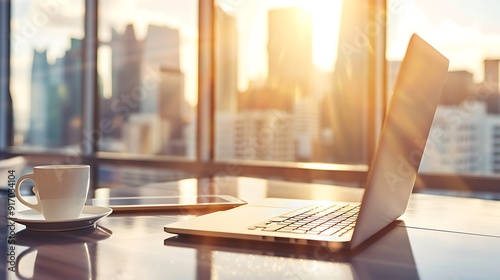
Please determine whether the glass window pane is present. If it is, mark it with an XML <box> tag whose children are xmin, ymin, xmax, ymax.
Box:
<box><xmin>214</xmin><ymin>0</ymin><xmax>372</xmax><ymax>164</ymax></box>
<box><xmin>387</xmin><ymin>0</ymin><xmax>500</xmax><ymax>176</ymax></box>
<box><xmin>97</xmin><ymin>1</ymin><xmax>198</xmax><ymax>158</ymax></box>
<box><xmin>10</xmin><ymin>0</ymin><xmax>84</xmax><ymax>150</ymax></box>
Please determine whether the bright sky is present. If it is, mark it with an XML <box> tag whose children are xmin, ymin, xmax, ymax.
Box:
<box><xmin>387</xmin><ymin>0</ymin><xmax>500</xmax><ymax>83</ymax></box>
<box><xmin>221</xmin><ymin>0</ymin><xmax>342</xmax><ymax>91</ymax></box>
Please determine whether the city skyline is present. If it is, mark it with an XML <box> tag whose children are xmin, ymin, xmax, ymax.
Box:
<box><xmin>25</xmin><ymin>23</ymin><xmax>193</xmax><ymax>156</ymax></box>
<box><xmin>9</xmin><ymin>0</ymin><xmax>500</xmax><ymax>174</ymax></box>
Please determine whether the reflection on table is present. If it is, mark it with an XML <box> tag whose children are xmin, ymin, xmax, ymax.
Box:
<box><xmin>2</xmin><ymin>176</ymin><xmax>500</xmax><ymax>279</ymax></box>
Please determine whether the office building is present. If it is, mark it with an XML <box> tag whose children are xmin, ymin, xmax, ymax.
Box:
<box><xmin>216</xmin><ymin>110</ymin><xmax>295</xmax><ymax>161</ymax></box>
<box><xmin>28</xmin><ymin>50</ymin><xmax>53</xmax><ymax>147</ymax></box>
<box><xmin>109</xmin><ymin>24</ymin><xmax>142</xmax><ymax>115</ymax></box>
<box><xmin>267</xmin><ymin>7</ymin><xmax>313</xmax><ymax>101</ymax></box>
<box><xmin>63</xmin><ymin>38</ymin><xmax>84</xmax><ymax>146</ymax></box>
<box><xmin>324</xmin><ymin>1</ymin><xmax>369</xmax><ymax>164</ymax></box>
<box><xmin>140</xmin><ymin>25</ymin><xmax>181</xmax><ymax>113</ymax></box>
<box><xmin>159</xmin><ymin>67</ymin><xmax>187</xmax><ymax>155</ymax></box>
<box><xmin>215</xmin><ymin>112</ymin><xmax>237</xmax><ymax>160</ymax></box>
<box><xmin>293</xmin><ymin>96</ymin><xmax>320</xmax><ymax>161</ymax></box>
<box><xmin>234</xmin><ymin>110</ymin><xmax>294</xmax><ymax>161</ymax></box>
<box><xmin>419</xmin><ymin>101</ymin><xmax>485</xmax><ymax>173</ymax></box>
<box><xmin>484</xmin><ymin>59</ymin><xmax>499</xmax><ymax>92</ymax></box>
<box><xmin>215</xmin><ymin>7</ymin><xmax>238</xmax><ymax>113</ymax></box>
<box><xmin>27</xmin><ymin>39</ymin><xmax>83</xmax><ymax>148</ymax></box>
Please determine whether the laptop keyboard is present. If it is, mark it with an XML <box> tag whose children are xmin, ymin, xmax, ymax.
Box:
<box><xmin>248</xmin><ymin>203</ymin><xmax>360</xmax><ymax>237</ymax></box>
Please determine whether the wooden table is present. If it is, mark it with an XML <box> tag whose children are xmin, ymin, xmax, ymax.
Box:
<box><xmin>2</xmin><ymin>177</ymin><xmax>500</xmax><ymax>279</ymax></box>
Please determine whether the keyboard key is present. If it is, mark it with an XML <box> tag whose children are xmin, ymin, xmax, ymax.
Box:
<box><xmin>270</xmin><ymin>217</ymin><xmax>288</xmax><ymax>222</ymax></box>
<box><xmin>319</xmin><ymin>228</ymin><xmax>341</xmax><ymax>236</ymax></box>
<box><xmin>277</xmin><ymin>227</ymin><xmax>298</xmax><ymax>233</ymax></box>
<box><xmin>262</xmin><ymin>224</ymin><xmax>286</xmax><ymax>232</ymax></box>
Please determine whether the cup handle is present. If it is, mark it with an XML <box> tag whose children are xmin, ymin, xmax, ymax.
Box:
<box><xmin>15</xmin><ymin>174</ymin><xmax>42</xmax><ymax>213</ymax></box>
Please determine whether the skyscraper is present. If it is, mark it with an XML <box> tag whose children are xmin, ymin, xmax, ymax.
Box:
<box><xmin>267</xmin><ymin>7</ymin><xmax>313</xmax><ymax>100</ymax></box>
<box><xmin>62</xmin><ymin>38</ymin><xmax>83</xmax><ymax>146</ymax></box>
<box><xmin>484</xmin><ymin>59</ymin><xmax>499</xmax><ymax>92</ymax></box>
<box><xmin>28</xmin><ymin>50</ymin><xmax>52</xmax><ymax>147</ymax></box>
<box><xmin>140</xmin><ymin>25</ymin><xmax>180</xmax><ymax>113</ymax></box>
<box><xmin>110</xmin><ymin>24</ymin><xmax>142</xmax><ymax>114</ymax></box>
<box><xmin>215</xmin><ymin>6</ymin><xmax>238</xmax><ymax>113</ymax></box>
<box><xmin>159</xmin><ymin>67</ymin><xmax>187</xmax><ymax>155</ymax></box>
<box><xmin>101</xmin><ymin>24</ymin><xmax>143</xmax><ymax>141</ymax></box>
<box><xmin>28</xmin><ymin>50</ymin><xmax>69</xmax><ymax>147</ymax></box>
<box><xmin>323</xmin><ymin>1</ymin><xmax>370</xmax><ymax>164</ymax></box>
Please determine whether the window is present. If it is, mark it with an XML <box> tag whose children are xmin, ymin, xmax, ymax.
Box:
<box><xmin>9</xmin><ymin>0</ymin><xmax>85</xmax><ymax>151</ymax></box>
<box><xmin>387</xmin><ymin>0</ymin><xmax>500</xmax><ymax>198</ymax></box>
<box><xmin>388</xmin><ymin>0</ymin><xmax>500</xmax><ymax>177</ymax></box>
<box><xmin>1</xmin><ymin>0</ymin><xmax>499</xmax><ymax>196</ymax></box>
<box><xmin>214</xmin><ymin>0</ymin><xmax>379</xmax><ymax>165</ymax></box>
<box><xmin>97</xmin><ymin>0</ymin><xmax>198</xmax><ymax>158</ymax></box>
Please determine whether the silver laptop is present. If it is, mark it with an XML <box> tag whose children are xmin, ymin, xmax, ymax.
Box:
<box><xmin>165</xmin><ymin>34</ymin><xmax>449</xmax><ymax>250</ymax></box>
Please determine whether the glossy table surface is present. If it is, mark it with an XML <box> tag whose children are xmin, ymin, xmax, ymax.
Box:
<box><xmin>2</xmin><ymin>176</ymin><xmax>500</xmax><ymax>279</ymax></box>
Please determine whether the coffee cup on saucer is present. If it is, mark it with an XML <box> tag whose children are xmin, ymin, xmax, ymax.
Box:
<box><xmin>15</xmin><ymin>165</ymin><xmax>90</xmax><ymax>221</ymax></box>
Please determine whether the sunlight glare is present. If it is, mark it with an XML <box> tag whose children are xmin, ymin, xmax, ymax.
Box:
<box><xmin>278</xmin><ymin>0</ymin><xmax>343</xmax><ymax>71</ymax></box>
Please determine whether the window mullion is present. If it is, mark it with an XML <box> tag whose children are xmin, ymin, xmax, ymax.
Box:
<box><xmin>82</xmin><ymin>0</ymin><xmax>99</xmax><ymax>156</ymax></box>
<box><xmin>197</xmin><ymin>0</ymin><xmax>215</xmax><ymax>165</ymax></box>
<box><xmin>0</xmin><ymin>0</ymin><xmax>11</xmax><ymax>150</ymax></box>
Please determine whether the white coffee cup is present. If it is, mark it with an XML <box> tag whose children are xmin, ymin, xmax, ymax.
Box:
<box><xmin>15</xmin><ymin>165</ymin><xmax>90</xmax><ymax>220</ymax></box>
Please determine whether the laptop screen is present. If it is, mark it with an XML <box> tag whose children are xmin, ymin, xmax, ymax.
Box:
<box><xmin>351</xmin><ymin>34</ymin><xmax>449</xmax><ymax>249</ymax></box>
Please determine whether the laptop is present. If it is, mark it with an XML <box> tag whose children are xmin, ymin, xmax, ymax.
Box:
<box><xmin>164</xmin><ymin>34</ymin><xmax>449</xmax><ymax>250</ymax></box>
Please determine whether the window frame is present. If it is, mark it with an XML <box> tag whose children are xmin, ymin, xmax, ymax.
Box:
<box><xmin>1</xmin><ymin>0</ymin><xmax>499</xmax><ymax>194</ymax></box>
<box><xmin>0</xmin><ymin>0</ymin><xmax>10</xmax><ymax>149</ymax></box>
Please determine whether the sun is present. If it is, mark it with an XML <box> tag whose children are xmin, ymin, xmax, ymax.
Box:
<box><xmin>291</xmin><ymin>0</ymin><xmax>343</xmax><ymax>71</ymax></box>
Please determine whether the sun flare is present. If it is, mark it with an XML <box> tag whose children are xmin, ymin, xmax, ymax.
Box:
<box><xmin>274</xmin><ymin>0</ymin><xmax>343</xmax><ymax>71</ymax></box>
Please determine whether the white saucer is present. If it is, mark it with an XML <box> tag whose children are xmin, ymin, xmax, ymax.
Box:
<box><xmin>9</xmin><ymin>206</ymin><xmax>113</xmax><ymax>232</ymax></box>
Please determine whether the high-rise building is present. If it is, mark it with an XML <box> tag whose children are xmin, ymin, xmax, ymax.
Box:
<box><xmin>484</xmin><ymin>114</ymin><xmax>500</xmax><ymax>173</ymax></box>
<box><xmin>100</xmin><ymin>25</ymin><xmax>143</xmax><ymax>143</ymax></box>
<box><xmin>293</xmin><ymin>96</ymin><xmax>320</xmax><ymax>161</ymax></box>
<box><xmin>106</xmin><ymin>24</ymin><xmax>188</xmax><ymax>155</ymax></box>
<box><xmin>28</xmin><ymin>50</ymin><xmax>52</xmax><ymax>147</ymax></box>
<box><xmin>419</xmin><ymin>101</ymin><xmax>485</xmax><ymax>174</ymax></box>
<box><xmin>215</xmin><ymin>112</ymin><xmax>237</xmax><ymax>160</ymax></box>
<box><xmin>159</xmin><ymin>67</ymin><xmax>187</xmax><ymax>155</ymax></box>
<box><xmin>215</xmin><ymin>7</ymin><xmax>238</xmax><ymax>113</ymax></box>
<box><xmin>324</xmin><ymin>1</ymin><xmax>370</xmax><ymax>164</ymax></box>
<box><xmin>109</xmin><ymin>24</ymin><xmax>142</xmax><ymax>114</ymax></box>
<box><xmin>417</xmin><ymin>59</ymin><xmax>500</xmax><ymax>175</ymax></box>
<box><xmin>218</xmin><ymin>110</ymin><xmax>295</xmax><ymax>161</ymax></box>
<box><xmin>439</xmin><ymin>71</ymin><xmax>474</xmax><ymax>106</ymax></box>
<box><xmin>63</xmin><ymin>38</ymin><xmax>83</xmax><ymax>146</ymax></box>
<box><xmin>28</xmin><ymin>50</ymin><xmax>68</xmax><ymax>147</ymax></box>
<box><xmin>121</xmin><ymin>113</ymin><xmax>167</xmax><ymax>155</ymax></box>
<box><xmin>484</xmin><ymin>59</ymin><xmax>499</xmax><ymax>92</ymax></box>
<box><xmin>267</xmin><ymin>7</ymin><xmax>313</xmax><ymax>101</ymax></box>
<box><xmin>233</xmin><ymin>110</ymin><xmax>294</xmax><ymax>161</ymax></box>
<box><xmin>140</xmin><ymin>25</ymin><xmax>180</xmax><ymax>113</ymax></box>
